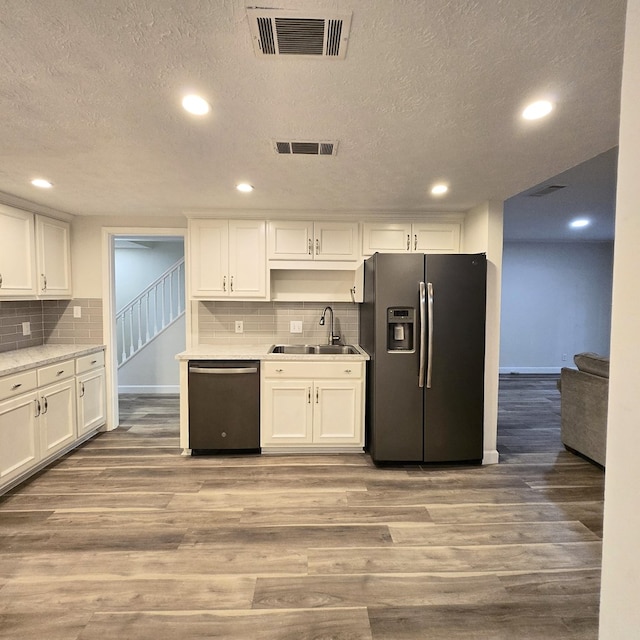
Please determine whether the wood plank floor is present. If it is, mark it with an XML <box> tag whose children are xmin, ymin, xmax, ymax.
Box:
<box><xmin>0</xmin><ymin>376</ymin><xmax>605</xmax><ymax>639</ymax></box>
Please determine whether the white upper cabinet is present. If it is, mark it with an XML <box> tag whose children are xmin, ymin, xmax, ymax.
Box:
<box><xmin>0</xmin><ymin>205</ymin><xmax>72</xmax><ymax>299</ymax></box>
<box><xmin>268</xmin><ymin>221</ymin><xmax>360</xmax><ymax>261</ymax></box>
<box><xmin>189</xmin><ymin>219</ymin><xmax>266</xmax><ymax>299</ymax></box>
<box><xmin>0</xmin><ymin>205</ymin><xmax>36</xmax><ymax>297</ymax></box>
<box><xmin>35</xmin><ymin>215</ymin><xmax>72</xmax><ymax>297</ymax></box>
<box><xmin>362</xmin><ymin>221</ymin><xmax>461</xmax><ymax>255</ymax></box>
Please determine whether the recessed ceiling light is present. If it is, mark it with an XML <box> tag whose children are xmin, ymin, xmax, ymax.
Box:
<box><xmin>236</xmin><ymin>183</ymin><xmax>254</xmax><ymax>193</ymax></box>
<box><xmin>182</xmin><ymin>94</ymin><xmax>210</xmax><ymax>116</ymax></box>
<box><xmin>570</xmin><ymin>218</ymin><xmax>590</xmax><ymax>228</ymax></box>
<box><xmin>431</xmin><ymin>184</ymin><xmax>448</xmax><ymax>196</ymax></box>
<box><xmin>31</xmin><ymin>178</ymin><xmax>53</xmax><ymax>189</ymax></box>
<box><xmin>522</xmin><ymin>100</ymin><xmax>553</xmax><ymax>120</ymax></box>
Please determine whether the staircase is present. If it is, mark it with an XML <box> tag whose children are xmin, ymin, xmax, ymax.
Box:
<box><xmin>116</xmin><ymin>258</ymin><xmax>185</xmax><ymax>367</ymax></box>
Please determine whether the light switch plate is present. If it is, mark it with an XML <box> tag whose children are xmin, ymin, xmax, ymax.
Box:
<box><xmin>73</xmin><ymin>306</ymin><xmax>82</xmax><ymax>318</ymax></box>
<box><xmin>235</xmin><ymin>320</ymin><xmax>244</xmax><ymax>334</ymax></box>
<box><xmin>290</xmin><ymin>320</ymin><xmax>303</xmax><ymax>334</ymax></box>
<box><xmin>22</xmin><ymin>322</ymin><xmax>31</xmax><ymax>336</ymax></box>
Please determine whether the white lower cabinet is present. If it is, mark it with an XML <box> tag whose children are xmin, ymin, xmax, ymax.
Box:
<box><xmin>77</xmin><ymin>367</ymin><xmax>106</xmax><ymax>436</ymax></box>
<box><xmin>0</xmin><ymin>391</ymin><xmax>39</xmax><ymax>486</ymax></box>
<box><xmin>261</xmin><ymin>361</ymin><xmax>364</xmax><ymax>450</ymax></box>
<box><xmin>39</xmin><ymin>378</ymin><xmax>76</xmax><ymax>459</ymax></box>
<box><xmin>0</xmin><ymin>349</ymin><xmax>106</xmax><ymax>493</ymax></box>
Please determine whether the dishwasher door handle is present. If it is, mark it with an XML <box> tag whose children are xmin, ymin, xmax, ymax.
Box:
<box><xmin>189</xmin><ymin>367</ymin><xmax>258</xmax><ymax>375</ymax></box>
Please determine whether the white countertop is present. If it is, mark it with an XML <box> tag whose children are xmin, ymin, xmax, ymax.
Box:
<box><xmin>0</xmin><ymin>344</ymin><xmax>105</xmax><ymax>377</ymax></box>
<box><xmin>176</xmin><ymin>343</ymin><xmax>369</xmax><ymax>361</ymax></box>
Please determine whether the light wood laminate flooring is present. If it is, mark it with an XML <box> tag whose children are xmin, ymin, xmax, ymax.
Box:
<box><xmin>0</xmin><ymin>376</ymin><xmax>604</xmax><ymax>639</ymax></box>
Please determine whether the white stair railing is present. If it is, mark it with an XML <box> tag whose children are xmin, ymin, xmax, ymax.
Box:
<box><xmin>116</xmin><ymin>258</ymin><xmax>185</xmax><ymax>367</ymax></box>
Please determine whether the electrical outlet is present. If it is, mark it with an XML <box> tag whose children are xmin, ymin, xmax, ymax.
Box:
<box><xmin>235</xmin><ymin>320</ymin><xmax>244</xmax><ymax>334</ymax></box>
<box><xmin>290</xmin><ymin>320</ymin><xmax>303</xmax><ymax>334</ymax></box>
<box><xmin>73</xmin><ymin>306</ymin><xmax>82</xmax><ymax>318</ymax></box>
<box><xmin>22</xmin><ymin>322</ymin><xmax>31</xmax><ymax>336</ymax></box>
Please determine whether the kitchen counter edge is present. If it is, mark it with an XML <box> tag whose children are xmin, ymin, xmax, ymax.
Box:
<box><xmin>176</xmin><ymin>344</ymin><xmax>370</xmax><ymax>361</ymax></box>
<box><xmin>0</xmin><ymin>344</ymin><xmax>106</xmax><ymax>377</ymax></box>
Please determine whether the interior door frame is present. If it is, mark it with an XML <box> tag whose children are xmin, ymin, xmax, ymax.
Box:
<box><xmin>101</xmin><ymin>227</ymin><xmax>188</xmax><ymax>430</ymax></box>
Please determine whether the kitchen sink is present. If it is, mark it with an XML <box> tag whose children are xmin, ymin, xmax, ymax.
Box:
<box><xmin>269</xmin><ymin>344</ymin><xmax>359</xmax><ymax>355</ymax></box>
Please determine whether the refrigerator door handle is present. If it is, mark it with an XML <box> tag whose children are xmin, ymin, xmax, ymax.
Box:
<box><xmin>419</xmin><ymin>281</ymin><xmax>427</xmax><ymax>387</ymax></box>
<box><xmin>426</xmin><ymin>282</ymin><xmax>434</xmax><ymax>389</ymax></box>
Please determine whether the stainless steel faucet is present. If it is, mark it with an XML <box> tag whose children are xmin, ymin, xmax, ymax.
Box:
<box><xmin>319</xmin><ymin>306</ymin><xmax>340</xmax><ymax>345</ymax></box>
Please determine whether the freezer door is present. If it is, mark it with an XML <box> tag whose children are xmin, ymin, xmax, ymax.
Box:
<box><xmin>423</xmin><ymin>254</ymin><xmax>486</xmax><ymax>462</ymax></box>
<box><xmin>362</xmin><ymin>253</ymin><xmax>424</xmax><ymax>462</ymax></box>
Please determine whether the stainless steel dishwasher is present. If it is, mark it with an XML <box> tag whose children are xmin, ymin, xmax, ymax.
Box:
<box><xmin>188</xmin><ymin>360</ymin><xmax>260</xmax><ymax>454</ymax></box>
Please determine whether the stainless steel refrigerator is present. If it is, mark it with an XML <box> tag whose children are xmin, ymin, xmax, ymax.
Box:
<box><xmin>359</xmin><ymin>252</ymin><xmax>486</xmax><ymax>464</ymax></box>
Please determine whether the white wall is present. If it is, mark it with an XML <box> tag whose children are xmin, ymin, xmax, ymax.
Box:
<box><xmin>115</xmin><ymin>240</ymin><xmax>184</xmax><ymax>310</ymax></box>
<box><xmin>71</xmin><ymin>215</ymin><xmax>187</xmax><ymax>298</ymax></box>
<box><xmin>599</xmin><ymin>0</ymin><xmax>640</xmax><ymax>636</ymax></box>
<box><xmin>118</xmin><ymin>315</ymin><xmax>185</xmax><ymax>393</ymax></box>
<box><xmin>463</xmin><ymin>200</ymin><xmax>503</xmax><ymax>465</ymax></box>
<box><xmin>500</xmin><ymin>242</ymin><xmax>614</xmax><ymax>373</ymax></box>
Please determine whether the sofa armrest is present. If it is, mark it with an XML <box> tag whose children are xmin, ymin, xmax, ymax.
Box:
<box><xmin>560</xmin><ymin>367</ymin><xmax>608</xmax><ymax>467</ymax></box>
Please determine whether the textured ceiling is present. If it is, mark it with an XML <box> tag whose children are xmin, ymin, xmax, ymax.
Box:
<box><xmin>0</xmin><ymin>0</ymin><xmax>626</xmax><ymax>228</ymax></box>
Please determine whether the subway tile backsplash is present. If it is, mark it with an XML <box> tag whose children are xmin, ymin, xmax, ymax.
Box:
<box><xmin>0</xmin><ymin>298</ymin><xmax>103</xmax><ymax>353</ymax></box>
<box><xmin>198</xmin><ymin>301</ymin><xmax>360</xmax><ymax>345</ymax></box>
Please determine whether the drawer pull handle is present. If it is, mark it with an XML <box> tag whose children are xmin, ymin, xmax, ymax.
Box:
<box><xmin>308</xmin><ymin>387</ymin><xmax>311</xmax><ymax>403</ymax></box>
<box><xmin>344</xmin><ymin>369</ymin><xmax>352</xmax><ymax>373</ymax></box>
<box><xmin>11</xmin><ymin>383</ymin><xmax>22</xmax><ymax>390</ymax></box>
<box><xmin>91</xmin><ymin>360</ymin><xmax>97</xmax><ymax>365</ymax></box>
<box><xmin>79</xmin><ymin>382</ymin><xmax>85</xmax><ymax>397</ymax></box>
<box><xmin>275</xmin><ymin>368</ymin><xmax>284</xmax><ymax>373</ymax></box>
<box><xmin>42</xmin><ymin>397</ymin><xmax>48</xmax><ymax>414</ymax></box>
<box><xmin>56</xmin><ymin>370</ymin><xmax>65</xmax><ymax>376</ymax></box>
<box><xmin>35</xmin><ymin>399</ymin><xmax>41</xmax><ymax>417</ymax></box>
<box><xmin>316</xmin><ymin>388</ymin><xmax>319</xmax><ymax>403</ymax></box>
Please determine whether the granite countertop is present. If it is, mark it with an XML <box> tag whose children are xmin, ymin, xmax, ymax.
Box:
<box><xmin>176</xmin><ymin>343</ymin><xmax>369</xmax><ymax>361</ymax></box>
<box><xmin>0</xmin><ymin>344</ymin><xmax>105</xmax><ymax>377</ymax></box>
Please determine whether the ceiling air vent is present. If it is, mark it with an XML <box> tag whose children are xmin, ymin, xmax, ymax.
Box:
<box><xmin>247</xmin><ymin>8</ymin><xmax>352</xmax><ymax>59</ymax></box>
<box><xmin>528</xmin><ymin>185</ymin><xmax>567</xmax><ymax>197</ymax></box>
<box><xmin>273</xmin><ymin>140</ymin><xmax>338</xmax><ymax>156</ymax></box>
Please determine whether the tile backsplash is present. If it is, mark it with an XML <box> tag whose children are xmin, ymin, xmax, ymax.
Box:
<box><xmin>198</xmin><ymin>301</ymin><xmax>360</xmax><ymax>345</ymax></box>
<box><xmin>0</xmin><ymin>300</ymin><xmax>44</xmax><ymax>352</ymax></box>
<box><xmin>0</xmin><ymin>298</ymin><xmax>103</xmax><ymax>353</ymax></box>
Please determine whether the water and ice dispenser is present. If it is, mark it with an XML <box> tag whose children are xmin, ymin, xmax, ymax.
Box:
<box><xmin>387</xmin><ymin>307</ymin><xmax>415</xmax><ymax>352</ymax></box>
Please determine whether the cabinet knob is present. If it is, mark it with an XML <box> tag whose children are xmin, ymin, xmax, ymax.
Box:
<box><xmin>221</xmin><ymin>431</ymin><xmax>227</xmax><ymax>438</ymax></box>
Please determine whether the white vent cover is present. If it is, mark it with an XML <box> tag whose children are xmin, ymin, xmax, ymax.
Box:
<box><xmin>247</xmin><ymin>8</ymin><xmax>352</xmax><ymax>58</ymax></box>
<box><xmin>273</xmin><ymin>140</ymin><xmax>339</xmax><ymax>156</ymax></box>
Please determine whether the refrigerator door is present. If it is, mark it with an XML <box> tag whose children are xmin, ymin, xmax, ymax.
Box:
<box><xmin>423</xmin><ymin>253</ymin><xmax>486</xmax><ymax>462</ymax></box>
<box><xmin>361</xmin><ymin>253</ymin><xmax>424</xmax><ymax>462</ymax></box>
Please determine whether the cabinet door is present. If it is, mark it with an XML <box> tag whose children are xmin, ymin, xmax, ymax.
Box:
<box><xmin>412</xmin><ymin>223</ymin><xmax>461</xmax><ymax>254</ymax></box>
<box><xmin>261</xmin><ymin>379</ymin><xmax>313</xmax><ymax>445</ymax></box>
<box><xmin>0</xmin><ymin>391</ymin><xmax>39</xmax><ymax>486</ymax></box>
<box><xmin>36</xmin><ymin>216</ymin><xmax>72</xmax><ymax>297</ymax></box>
<box><xmin>267</xmin><ymin>221</ymin><xmax>313</xmax><ymax>260</ymax></box>
<box><xmin>77</xmin><ymin>367</ymin><xmax>106</xmax><ymax>435</ymax></box>
<box><xmin>0</xmin><ymin>205</ymin><xmax>36</xmax><ymax>297</ymax></box>
<box><xmin>314</xmin><ymin>222</ymin><xmax>360</xmax><ymax>261</ymax></box>
<box><xmin>189</xmin><ymin>219</ymin><xmax>229</xmax><ymax>297</ymax></box>
<box><xmin>362</xmin><ymin>223</ymin><xmax>412</xmax><ymax>256</ymax></box>
<box><xmin>39</xmin><ymin>379</ymin><xmax>76</xmax><ymax>459</ymax></box>
<box><xmin>228</xmin><ymin>220</ymin><xmax>266</xmax><ymax>297</ymax></box>
<box><xmin>313</xmin><ymin>380</ymin><xmax>362</xmax><ymax>444</ymax></box>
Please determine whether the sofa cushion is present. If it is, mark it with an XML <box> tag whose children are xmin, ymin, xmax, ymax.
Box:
<box><xmin>573</xmin><ymin>352</ymin><xmax>610</xmax><ymax>378</ymax></box>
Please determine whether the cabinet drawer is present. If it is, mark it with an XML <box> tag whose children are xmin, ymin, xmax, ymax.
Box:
<box><xmin>37</xmin><ymin>359</ymin><xmax>75</xmax><ymax>386</ymax></box>
<box><xmin>0</xmin><ymin>369</ymin><xmax>38</xmax><ymax>401</ymax></box>
<box><xmin>263</xmin><ymin>361</ymin><xmax>363</xmax><ymax>379</ymax></box>
<box><xmin>76</xmin><ymin>351</ymin><xmax>105</xmax><ymax>374</ymax></box>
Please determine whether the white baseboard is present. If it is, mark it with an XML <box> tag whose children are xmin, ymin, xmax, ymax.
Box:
<box><xmin>483</xmin><ymin>449</ymin><xmax>500</xmax><ymax>465</ymax></box>
<box><xmin>499</xmin><ymin>367</ymin><xmax>562</xmax><ymax>375</ymax></box>
<box><xmin>118</xmin><ymin>385</ymin><xmax>179</xmax><ymax>394</ymax></box>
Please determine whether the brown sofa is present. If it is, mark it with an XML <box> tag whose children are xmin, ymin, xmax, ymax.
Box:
<box><xmin>560</xmin><ymin>352</ymin><xmax>609</xmax><ymax>467</ymax></box>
